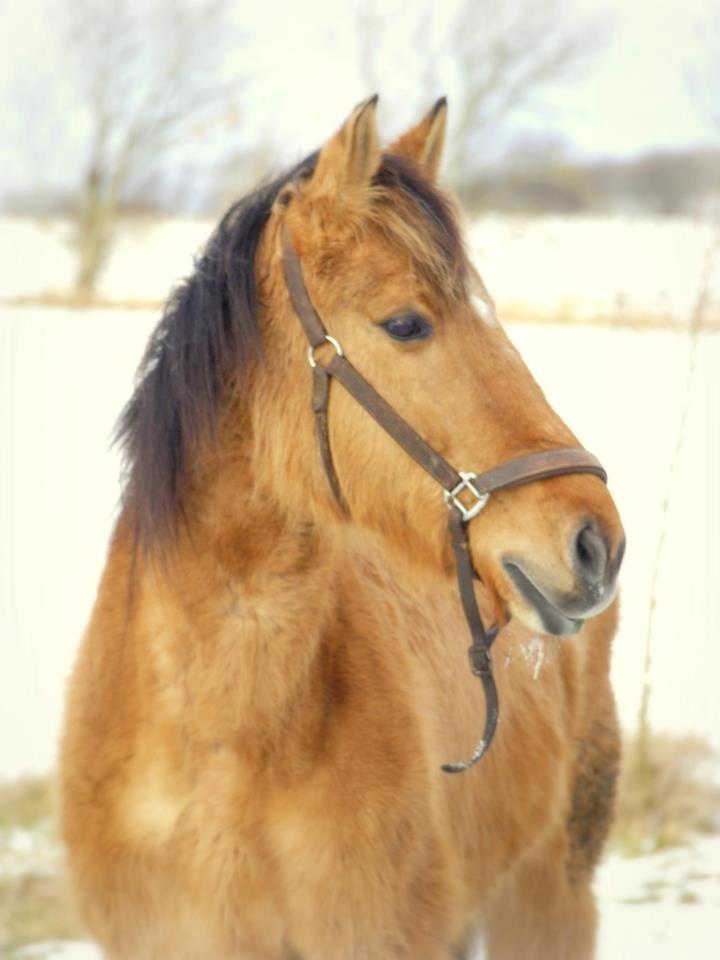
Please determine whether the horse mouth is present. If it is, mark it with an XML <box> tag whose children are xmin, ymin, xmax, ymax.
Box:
<box><xmin>503</xmin><ymin>561</ymin><xmax>585</xmax><ymax>637</ymax></box>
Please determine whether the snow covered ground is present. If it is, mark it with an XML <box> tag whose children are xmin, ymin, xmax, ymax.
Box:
<box><xmin>2</xmin><ymin>214</ymin><xmax>719</xmax><ymax>325</ymax></box>
<box><xmin>467</xmin><ymin>215</ymin><xmax>720</xmax><ymax>327</ymax></box>
<box><xmin>596</xmin><ymin>836</ymin><xmax>720</xmax><ymax>959</ymax></box>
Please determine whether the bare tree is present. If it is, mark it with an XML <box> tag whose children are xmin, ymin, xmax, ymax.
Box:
<box><xmin>62</xmin><ymin>0</ymin><xmax>242</xmax><ymax>295</ymax></box>
<box><xmin>353</xmin><ymin>0</ymin><xmax>605</xmax><ymax>186</ymax></box>
<box><xmin>448</xmin><ymin>0</ymin><xmax>604</xmax><ymax>184</ymax></box>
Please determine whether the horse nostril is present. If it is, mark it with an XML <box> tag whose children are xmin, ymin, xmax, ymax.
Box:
<box><xmin>573</xmin><ymin>525</ymin><xmax>608</xmax><ymax>584</ymax></box>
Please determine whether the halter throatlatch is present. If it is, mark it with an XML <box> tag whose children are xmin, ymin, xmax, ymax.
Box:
<box><xmin>281</xmin><ymin>226</ymin><xmax>608</xmax><ymax>773</ymax></box>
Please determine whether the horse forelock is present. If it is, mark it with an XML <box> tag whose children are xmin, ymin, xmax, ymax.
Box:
<box><xmin>371</xmin><ymin>153</ymin><xmax>468</xmax><ymax>300</ymax></box>
<box><xmin>115</xmin><ymin>149</ymin><xmax>467</xmax><ymax>553</ymax></box>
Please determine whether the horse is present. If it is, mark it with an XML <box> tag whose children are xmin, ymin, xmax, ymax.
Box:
<box><xmin>60</xmin><ymin>97</ymin><xmax>625</xmax><ymax>960</ymax></box>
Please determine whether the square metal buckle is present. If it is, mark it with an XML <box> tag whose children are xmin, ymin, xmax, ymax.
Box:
<box><xmin>444</xmin><ymin>472</ymin><xmax>489</xmax><ymax>521</ymax></box>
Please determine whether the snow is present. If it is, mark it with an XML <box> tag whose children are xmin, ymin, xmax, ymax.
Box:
<box><xmin>0</xmin><ymin>823</ymin><xmax>58</xmax><ymax>879</ymax></box>
<box><xmin>468</xmin><ymin>216</ymin><xmax>720</xmax><ymax>326</ymax></box>
<box><xmin>595</xmin><ymin>837</ymin><xmax>720</xmax><ymax>959</ymax></box>
<box><xmin>520</xmin><ymin>635</ymin><xmax>546</xmax><ymax>679</ymax></box>
<box><xmin>14</xmin><ymin>944</ymin><xmax>101</xmax><ymax>959</ymax></box>
<box><xmin>2</xmin><ymin>215</ymin><xmax>719</xmax><ymax>324</ymax></box>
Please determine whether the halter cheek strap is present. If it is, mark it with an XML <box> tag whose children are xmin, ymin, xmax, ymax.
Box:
<box><xmin>281</xmin><ymin>226</ymin><xmax>607</xmax><ymax>772</ymax></box>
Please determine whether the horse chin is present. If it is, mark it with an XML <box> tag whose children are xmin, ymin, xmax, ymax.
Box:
<box><xmin>502</xmin><ymin>562</ymin><xmax>587</xmax><ymax>638</ymax></box>
<box><xmin>511</xmin><ymin>601</ymin><xmax>585</xmax><ymax>638</ymax></box>
<box><xmin>502</xmin><ymin>559</ymin><xmax>620</xmax><ymax>638</ymax></box>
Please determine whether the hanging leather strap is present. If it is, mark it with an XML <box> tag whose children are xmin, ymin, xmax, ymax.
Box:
<box><xmin>281</xmin><ymin>225</ymin><xmax>608</xmax><ymax>772</ymax></box>
<box><xmin>442</xmin><ymin>508</ymin><xmax>500</xmax><ymax>772</ymax></box>
<box><xmin>281</xmin><ymin>230</ymin><xmax>328</xmax><ymax>347</ymax></box>
<box><xmin>311</xmin><ymin>365</ymin><xmax>348</xmax><ymax>511</ymax></box>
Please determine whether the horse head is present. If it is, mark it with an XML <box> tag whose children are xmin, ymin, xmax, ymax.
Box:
<box><xmin>254</xmin><ymin>97</ymin><xmax>625</xmax><ymax>638</ymax></box>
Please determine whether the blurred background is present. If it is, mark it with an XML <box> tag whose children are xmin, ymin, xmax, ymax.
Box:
<box><xmin>1</xmin><ymin>0</ymin><xmax>719</xmax><ymax>956</ymax></box>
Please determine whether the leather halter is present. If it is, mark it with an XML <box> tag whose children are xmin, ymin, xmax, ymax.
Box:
<box><xmin>281</xmin><ymin>226</ymin><xmax>607</xmax><ymax>773</ymax></box>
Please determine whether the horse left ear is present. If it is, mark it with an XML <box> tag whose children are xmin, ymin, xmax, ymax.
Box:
<box><xmin>389</xmin><ymin>97</ymin><xmax>448</xmax><ymax>180</ymax></box>
<box><xmin>309</xmin><ymin>96</ymin><xmax>381</xmax><ymax>207</ymax></box>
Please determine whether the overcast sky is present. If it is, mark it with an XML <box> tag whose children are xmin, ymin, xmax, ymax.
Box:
<box><xmin>224</xmin><ymin>0</ymin><xmax>719</xmax><ymax>155</ymax></box>
<box><xmin>1</xmin><ymin>0</ymin><xmax>718</xmax><ymax>206</ymax></box>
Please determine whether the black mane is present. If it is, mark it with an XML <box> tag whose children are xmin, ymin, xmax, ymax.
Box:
<box><xmin>115</xmin><ymin>151</ymin><xmax>464</xmax><ymax>550</ymax></box>
<box><xmin>115</xmin><ymin>152</ymin><xmax>317</xmax><ymax>549</ymax></box>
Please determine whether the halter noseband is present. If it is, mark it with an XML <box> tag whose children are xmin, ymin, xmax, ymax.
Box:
<box><xmin>281</xmin><ymin>226</ymin><xmax>607</xmax><ymax>773</ymax></box>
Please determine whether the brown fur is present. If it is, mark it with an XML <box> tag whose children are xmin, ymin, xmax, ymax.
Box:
<box><xmin>60</xmin><ymin>99</ymin><xmax>624</xmax><ymax>959</ymax></box>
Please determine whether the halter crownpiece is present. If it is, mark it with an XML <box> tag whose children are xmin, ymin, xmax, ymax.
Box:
<box><xmin>281</xmin><ymin>226</ymin><xmax>608</xmax><ymax>772</ymax></box>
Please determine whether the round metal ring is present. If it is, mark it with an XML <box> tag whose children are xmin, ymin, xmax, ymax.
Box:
<box><xmin>307</xmin><ymin>335</ymin><xmax>344</xmax><ymax>369</ymax></box>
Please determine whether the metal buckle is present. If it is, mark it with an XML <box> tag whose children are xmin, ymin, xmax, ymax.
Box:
<box><xmin>308</xmin><ymin>335</ymin><xmax>344</xmax><ymax>369</ymax></box>
<box><xmin>468</xmin><ymin>643</ymin><xmax>493</xmax><ymax>677</ymax></box>
<box><xmin>444</xmin><ymin>472</ymin><xmax>489</xmax><ymax>521</ymax></box>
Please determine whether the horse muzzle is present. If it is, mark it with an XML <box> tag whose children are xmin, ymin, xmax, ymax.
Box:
<box><xmin>502</xmin><ymin>525</ymin><xmax>626</xmax><ymax>636</ymax></box>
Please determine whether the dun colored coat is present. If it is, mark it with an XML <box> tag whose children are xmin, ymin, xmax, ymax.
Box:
<box><xmin>60</xmin><ymin>98</ymin><xmax>625</xmax><ymax>960</ymax></box>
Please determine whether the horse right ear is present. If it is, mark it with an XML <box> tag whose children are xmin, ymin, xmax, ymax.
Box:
<box><xmin>389</xmin><ymin>97</ymin><xmax>448</xmax><ymax>181</ymax></box>
<box><xmin>307</xmin><ymin>96</ymin><xmax>382</xmax><ymax>209</ymax></box>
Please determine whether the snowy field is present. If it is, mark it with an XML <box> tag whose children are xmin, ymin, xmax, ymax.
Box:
<box><xmin>1</xmin><ymin>214</ymin><xmax>719</xmax><ymax>955</ymax></box>
<box><xmin>2</xmin><ymin>214</ymin><xmax>719</xmax><ymax>326</ymax></box>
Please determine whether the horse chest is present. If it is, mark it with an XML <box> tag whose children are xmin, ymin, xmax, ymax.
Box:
<box><xmin>176</xmin><ymin>696</ymin><xmax>566</xmax><ymax>955</ymax></box>
<box><xmin>116</xmin><ymin>753</ymin><xmax>462</xmax><ymax>956</ymax></box>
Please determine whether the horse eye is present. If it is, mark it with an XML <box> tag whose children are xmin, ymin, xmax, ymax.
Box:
<box><xmin>381</xmin><ymin>312</ymin><xmax>432</xmax><ymax>342</ymax></box>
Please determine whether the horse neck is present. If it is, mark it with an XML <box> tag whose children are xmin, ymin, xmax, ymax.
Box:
<box><xmin>136</xmin><ymin>429</ymin><xmax>344</xmax><ymax>765</ymax></box>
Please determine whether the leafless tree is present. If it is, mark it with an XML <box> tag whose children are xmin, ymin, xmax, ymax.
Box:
<box><xmin>449</xmin><ymin>0</ymin><xmax>604</xmax><ymax>183</ymax></box>
<box><xmin>62</xmin><ymin>0</ymin><xmax>242</xmax><ymax>295</ymax></box>
<box><xmin>353</xmin><ymin>0</ymin><xmax>605</xmax><ymax>186</ymax></box>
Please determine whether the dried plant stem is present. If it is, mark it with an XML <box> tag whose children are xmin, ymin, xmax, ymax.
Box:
<box><xmin>634</xmin><ymin>215</ymin><xmax>720</xmax><ymax>781</ymax></box>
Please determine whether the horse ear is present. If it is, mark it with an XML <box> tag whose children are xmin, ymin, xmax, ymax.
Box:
<box><xmin>390</xmin><ymin>97</ymin><xmax>447</xmax><ymax>180</ymax></box>
<box><xmin>309</xmin><ymin>96</ymin><xmax>381</xmax><ymax>205</ymax></box>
